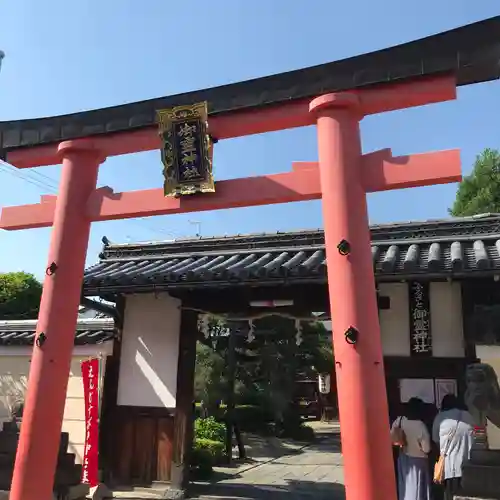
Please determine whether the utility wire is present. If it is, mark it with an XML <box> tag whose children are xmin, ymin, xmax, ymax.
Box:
<box><xmin>0</xmin><ymin>160</ymin><xmax>179</xmax><ymax>239</ymax></box>
<box><xmin>0</xmin><ymin>161</ymin><xmax>58</xmax><ymax>193</ymax></box>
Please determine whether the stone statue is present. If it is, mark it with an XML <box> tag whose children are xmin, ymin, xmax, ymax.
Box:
<box><xmin>9</xmin><ymin>399</ymin><xmax>24</xmax><ymax>422</ymax></box>
<box><xmin>5</xmin><ymin>398</ymin><xmax>24</xmax><ymax>433</ymax></box>
<box><xmin>465</xmin><ymin>363</ymin><xmax>500</xmax><ymax>448</ymax></box>
<box><xmin>462</xmin><ymin>363</ymin><xmax>500</xmax><ymax>499</ymax></box>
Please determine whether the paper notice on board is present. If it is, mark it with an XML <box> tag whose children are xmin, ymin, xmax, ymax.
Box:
<box><xmin>399</xmin><ymin>378</ymin><xmax>435</xmax><ymax>404</ymax></box>
<box><xmin>435</xmin><ymin>379</ymin><xmax>457</xmax><ymax>408</ymax></box>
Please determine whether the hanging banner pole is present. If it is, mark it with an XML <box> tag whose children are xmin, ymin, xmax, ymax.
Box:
<box><xmin>81</xmin><ymin>358</ymin><xmax>100</xmax><ymax>487</ymax></box>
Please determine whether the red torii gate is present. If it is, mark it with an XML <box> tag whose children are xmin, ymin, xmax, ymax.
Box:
<box><xmin>7</xmin><ymin>13</ymin><xmax>500</xmax><ymax>496</ymax></box>
<box><xmin>1</xmin><ymin>75</ymin><xmax>461</xmax><ymax>500</ymax></box>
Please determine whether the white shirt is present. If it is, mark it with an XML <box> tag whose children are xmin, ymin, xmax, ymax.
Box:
<box><xmin>391</xmin><ymin>416</ymin><xmax>431</xmax><ymax>458</ymax></box>
<box><xmin>432</xmin><ymin>409</ymin><xmax>474</xmax><ymax>479</ymax></box>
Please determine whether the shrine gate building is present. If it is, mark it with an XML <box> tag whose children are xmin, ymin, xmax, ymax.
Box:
<box><xmin>75</xmin><ymin>213</ymin><xmax>499</xmax><ymax>487</ymax></box>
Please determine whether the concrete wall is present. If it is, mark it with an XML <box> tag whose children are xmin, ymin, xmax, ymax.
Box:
<box><xmin>117</xmin><ymin>293</ymin><xmax>181</xmax><ymax>408</ymax></box>
<box><xmin>378</xmin><ymin>281</ymin><xmax>464</xmax><ymax>357</ymax></box>
<box><xmin>0</xmin><ymin>344</ymin><xmax>112</xmax><ymax>464</ymax></box>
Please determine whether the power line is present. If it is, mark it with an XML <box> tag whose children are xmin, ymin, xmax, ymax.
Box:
<box><xmin>0</xmin><ymin>160</ymin><xmax>179</xmax><ymax>239</ymax></box>
<box><xmin>0</xmin><ymin>162</ymin><xmax>58</xmax><ymax>193</ymax></box>
<box><xmin>26</xmin><ymin>167</ymin><xmax>60</xmax><ymax>189</ymax></box>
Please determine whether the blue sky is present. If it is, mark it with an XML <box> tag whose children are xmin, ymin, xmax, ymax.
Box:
<box><xmin>0</xmin><ymin>1</ymin><xmax>499</xmax><ymax>279</ymax></box>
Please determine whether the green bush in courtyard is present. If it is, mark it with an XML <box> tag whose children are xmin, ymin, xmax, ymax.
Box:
<box><xmin>190</xmin><ymin>417</ymin><xmax>227</xmax><ymax>479</ymax></box>
<box><xmin>193</xmin><ymin>437</ymin><xmax>225</xmax><ymax>464</ymax></box>
<box><xmin>190</xmin><ymin>437</ymin><xmax>226</xmax><ymax>479</ymax></box>
<box><xmin>190</xmin><ymin>447</ymin><xmax>213</xmax><ymax>480</ymax></box>
<box><xmin>194</xmin><ymin>416</ymin><xmax>225</xmax><ymax>442</ymax></box>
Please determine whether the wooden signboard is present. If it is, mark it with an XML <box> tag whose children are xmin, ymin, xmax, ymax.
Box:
<box><xmin>157</xmin><ymin>101</ymin><xmax>215</xmax><ymax>197</ymax></box>
<box><xmin>409</xmin><ymin>281</ymin><xmax>432</xmax><ymax>357</ymax></box>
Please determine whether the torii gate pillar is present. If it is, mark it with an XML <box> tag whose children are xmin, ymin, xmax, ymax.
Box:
<box><xmin>311</xmin><ymin>93</ymin><xmax>396</xmax><ymax>500</ymax></box>
<box><xmin>9</xmin><ymin>140</ymin><xmax>105</xmax><ymax>500</ymax></box>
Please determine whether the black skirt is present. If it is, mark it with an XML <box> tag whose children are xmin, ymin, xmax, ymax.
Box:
<box><xmin>444</xmin><ymin>477</ymin><xmax>461</xmax><ymax>500</ymax></box>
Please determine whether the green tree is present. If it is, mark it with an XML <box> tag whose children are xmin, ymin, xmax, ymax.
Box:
<box><xmin>194</xmin><ymin>314</ymin><xmax>333</xmax><ymax>420</ymax></box>
<box><xmin>0</xmin><ymin>272</ymin><xmax>42</xmax><ymax>319</ymax></box>
<box><xmin>450</xmin><ymin>148</ymin><xmax>500</xmax><ymax>216</ymax></box>
<box><xmin>194</xmin><ymin>342</ymin><xmax>227</xmax><ymax>412</ymax></box>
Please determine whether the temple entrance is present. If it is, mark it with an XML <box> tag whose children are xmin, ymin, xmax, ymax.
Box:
<box><xmin>88</xmin><ymin>234</ymin><xmax>342</xmax><ymax>488</ymax></box>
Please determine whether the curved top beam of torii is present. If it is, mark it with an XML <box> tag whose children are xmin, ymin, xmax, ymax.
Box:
<box><xmin>0</xmin><ymin>73</ymin><xmax>463</xmax><ymax>230</ymax></box>
<box><xmin>0</xmin><ymin>15</ymin><xmax>499</xmax><ymax>164</ymax></box>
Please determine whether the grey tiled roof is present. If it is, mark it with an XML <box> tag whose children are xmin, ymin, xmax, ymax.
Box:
<box><xmin>83</xmin><ymin>214</ymin><xmax>500</xmax><ymax>293</ymax></box>
<box><xmin>0</xmin><ymin>318</ymin><xmax>115</xmax><ymax>346</ymax></box>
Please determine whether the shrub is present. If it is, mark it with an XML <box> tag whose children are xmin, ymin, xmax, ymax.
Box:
<box><xmin>282</xmin><ymin>423</ymin><xmax>315</xmax><ymax>442</ymax></box>
<box><xmin>190</xmin><ymin>438</ymin><xmax>226</xmax><ymax>479</ymax></box>
<box><xmin>194</xmin><ymin>417</ymin><xmax>225</xmax><ymax>442</ymax></box>
<box><xmin>190</xmin><ymin>447</ymin><xmax>213</xmax><ymax>480</ymax></box>
<box><xmin>233</xmin><ymin>405</ymin><xmax>274</xmax><ymax>433</ymax></box>
<box><xmin>194</xmin><ymin>438</ymin><xmax>226</xmax><ymax>464</ymax></box>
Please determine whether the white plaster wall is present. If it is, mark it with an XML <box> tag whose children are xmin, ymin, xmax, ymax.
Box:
<box><xmin>117</xmin><ymin>293</ymin><xmax>181</xmax><ymax>408</ymax></box>
<box><xmin>0</xmin><ymin>348</ymin><xmax>110</xmax><ymax>464</ymax></box>
<box><xmin>475</xmin><ymin>345</ymin><xmax>500</xmax><ymax>449</ymax></box>
<box><xmin>430</xmin><ymin>282</ymin><xmax>465</xmax><ymax>358</ymax></box>
<box><xmin>379</xmin><ymin>283</ymin><xmax>411</xmax><ymax>356</ymax></box>
<box><xmin>377</xmin><ymin>281</ymin><xmax>464</xmax><ymax>357</ymax></box>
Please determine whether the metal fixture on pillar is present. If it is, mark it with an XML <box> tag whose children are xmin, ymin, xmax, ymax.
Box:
<box><xmin>0</xmin><ymin>51</ymin><xmax>5</xmax><ymax>74</ymax></box>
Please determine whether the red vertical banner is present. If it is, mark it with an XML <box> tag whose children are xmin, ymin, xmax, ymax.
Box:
<box><xmin>81</xmin><ymin>358</ymin><xmax>100</xmax><ymax>487</ymax></box>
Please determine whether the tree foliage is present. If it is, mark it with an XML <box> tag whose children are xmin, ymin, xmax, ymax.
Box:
<box><xmin>0</xmin><ymin>272</ymin><xmax>42</xmax><ymax>319</ymax></box>
<box><xmin>450</xmin><ymin>148</ymin><xmax>500</xmax><ymax>217</ymax></box>
<box><xmin>194</xmin><ymin>315</ymin><xmax>333</xmax><ymax>420</ymax></box>
<box><xmin>194</xmin><ymin>342</ymin><xmax>228</xmax><ymax>411</ymax></box>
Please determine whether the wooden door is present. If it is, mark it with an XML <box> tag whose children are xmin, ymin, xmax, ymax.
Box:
<box><xmin>109</xmin><ymin>407</ymin><xmax>174</xmax><ymax>486</ymax></box>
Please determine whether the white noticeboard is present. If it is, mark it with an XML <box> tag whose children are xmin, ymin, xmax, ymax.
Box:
<box><xmin>399</xmin><ymin>378</ymin><xmax>435</xmax><ymax>404</ymax></box>
<box><xmin>318</xmin><ymin>374</ymin><xmax>331</xmax><ymax>394</ymax></box>
<box><xmin>435</xmin><ymin>379</ymin><xmax>457</xmax><ymax>408</ymax></box>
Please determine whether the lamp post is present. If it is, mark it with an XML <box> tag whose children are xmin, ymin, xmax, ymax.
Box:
<box><xmin>0</xmin><ymin>51</ymin><xmax>4</xmax><ymax>73</ymax></box>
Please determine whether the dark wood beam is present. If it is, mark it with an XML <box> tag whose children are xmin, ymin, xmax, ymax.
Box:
<box><xmin>173</xmin><ymin>284</ymin><xmax>390</xmax><ymax>315</ymax></box>
<box><xmin>99</xmin><ymin>295</ymin><xmax>125</xmax><ymax>483</ymax></box>
<box><xmin>170</xmin><ymin>310</ymin><xmax>198</xmax><ymax>495</ymax></box>
<box><xmin>172</xmin><ymin>284</ymin><xmax>330</xmax><ymax>313</ymax></box>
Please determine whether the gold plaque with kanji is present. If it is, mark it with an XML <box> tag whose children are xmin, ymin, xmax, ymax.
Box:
<box><xmin>157</xmin><ymin>101</ymin><xmax>215</xmax><ymax>197</ymax></box>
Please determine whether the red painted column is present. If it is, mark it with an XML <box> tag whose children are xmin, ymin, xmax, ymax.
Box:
<box><xmin>10</xmin><ymin>140</ymin><xmax>104</xmax><ymax>500</ymax></box>
<box><xmin>310</xmin><ymin>93</ymin><xmax>396</xmax><ymax>500</ymax></box>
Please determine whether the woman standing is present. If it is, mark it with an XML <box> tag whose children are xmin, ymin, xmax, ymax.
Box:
<box><xmin>391</xmin><ymin>397</ymin><xmax>432</xmax><ymax>500</ymax></box>
<box><xmin>432</xmin><ymin>394</ymin><xmax>474</xmax><ymax>500</ymax></box>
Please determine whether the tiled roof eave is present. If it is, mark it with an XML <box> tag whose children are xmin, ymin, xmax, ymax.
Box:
<box><xmin>97</xmin><ymin>215</ymin><xmax>500</xmax><ymax>262</ymax></box>
<box><xmin>0</xmin><ymin>321</ymin><xmax>116</xmax><ymax>347</ymax></box>
<box><xmin>83</xmin><ymin>216</ymin><xmax>500</xmax><ymax>293</ymax></box>
<box><xmin>82</xmin><ymin>267</ymin><xmax>500</xmax><ymax>297</ymax></box>
<box><xmin>83</xmin><ymin>275</ymin><xmax>330</xmax><ymax>295</ymax></box>
<box><xmin>375</xmin><ymin>268</ymin><xmax>500</xmax><ymax>281</ymax></box>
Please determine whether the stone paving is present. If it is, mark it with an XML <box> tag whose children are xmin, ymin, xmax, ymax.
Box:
<box><xmin>188</xmin><ymin>424</ymin><xmax>345</xmax><ymax>499</ymax></box>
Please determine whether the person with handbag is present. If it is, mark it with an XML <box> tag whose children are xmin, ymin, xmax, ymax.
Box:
<box><xmin>432</xmin><ymin>394</ymin><xmax>474</xmax><ymax>500</ymax></box>
<box><xmin>391</xmin><ymin>397</ymin><xmax>432</xmax><ymax>500</ymax></box>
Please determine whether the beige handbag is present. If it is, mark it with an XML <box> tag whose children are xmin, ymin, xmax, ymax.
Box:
<box><xmin>391</xmin><ymin>417</ymin><xmax>407</xmax><ymax>449</ymax></box>
<box><xmin>433</xmin><ymin>454</ymin><xmax>445</xmax><ymax>484</ymax></box>
<box><xmin>434</xmin><ymin>417</ymin><xmax>460</xmax><ymax>484</ymax></box>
